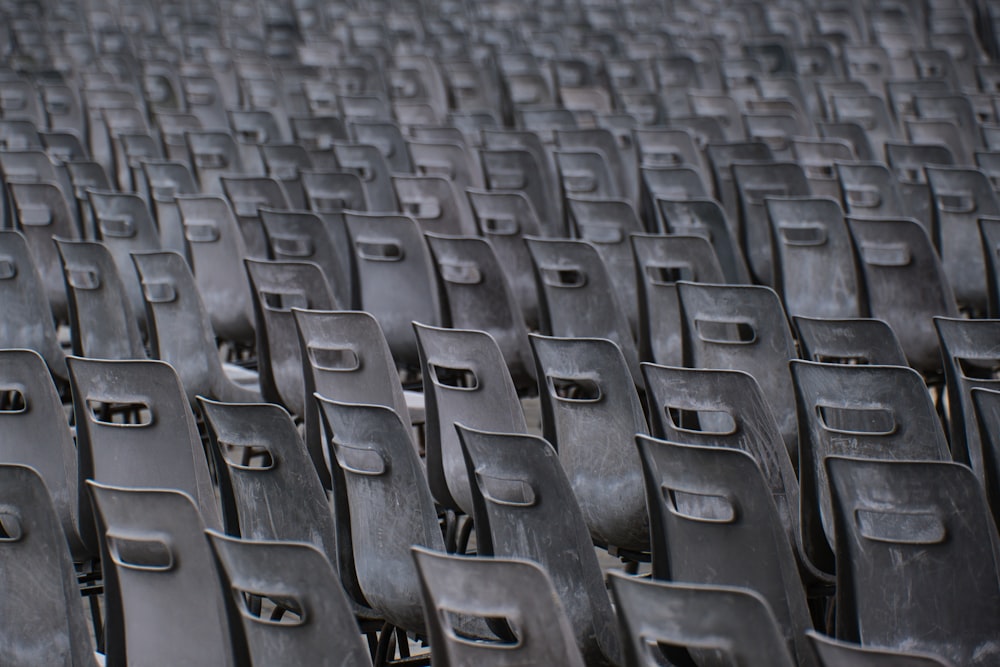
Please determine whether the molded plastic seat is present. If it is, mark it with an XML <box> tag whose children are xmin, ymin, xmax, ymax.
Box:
<box><xmin>344</xmin><ymin>212</ymin><xmax>442</xmax><ymax>369</ymax></box>
<box><xmin>221</xmin><ymin>175</ymin><xmax>291</xmax><ymax>260</ymax></box>
<box><xmin>790</xmin><ymin>360</ymin><xmax>951</xmax><ymax>572</ymax></box>
<box><xmin>836</xmin><ymin>162</ymin><xmax>907</xmax><ymax>221</ymax></box>
<box><xmin>414</xmin><ymin>323</ymin><xmax>527</xmax><ymax>515</ymax></box>
<box><xmin>411</xmin><ymin>547</ymin><xmax>586</xmax><ymax>667</ymax></box>
<box><xmin>56</xmin><ymin>238</ymin><xmax>145</xmax><ymax>361</ymax></box>
<box><xmin>731</xmin><ymin>161</ymin><xmax>811</xmax><ymax>286</ymax></box>
<box><xmin>350</xmin><ymin>119</ymin><xmax>413</xmax><ymax>174</ymax></box>
<box><xmin>332</xmin><ymin>142</ymin><xmax>398</xmax><ymax>213</ymax></box>
<box><xmin>807</xmin><ymin>631</ymin><xmax>956</xmax><ymax>667</ymax></box>
<box><xmin>207</xmin><ymin>533</ymin><xmax>373</xmax><ymax>667</ymax></box>
<box><xmin>260</xmin><ymin>208</ymin><xmax>352</xmax><ymax>309</ymax></box>
<box><xmin>0</xmin><ymin>350</ymin><xmax>89</xmax><ymax>560</ymax></box>
<box><xmin>934</xmin><ymin>317</ymin><xmax>1000</xmax><ymax>468</ymax></box>
<box><xmin>885</xmin><ymin>142</ymin><xmax>954</xmax><ymax>233</ymax></box>
<box><xmin>456</xmin><ymin>425</ymin><xmax>622</xmax><ymax>666</ymax></box>
<box><xmin>0</xmin><ymin>230</ymin><xmax>67</xmax><ymax>380</ymax></box>
<box><xmin>791</xmin><ymin>137</ymin><xmax>856</xmax><ymax>200</ymax></box>
<box><xmin>847</xmin><ymin>216</ymin><xmax>959</xmax><ymax>375</ymax></box>
<box><xmin>631</xmin><ymin>234</ymin><xmax>725</xmax><ymax>366</ymax></box>
<box><xmin>424</xmin><ymin>234</ymin><xmax>534</xmax><ymax>390</ymax></box>
<box><xmin>245</xmin><ymin>258</ymin><xmax>338</xmax><ymax>417</ymax></box>
<box><xmin>68</xmin><ymin>356</ymin><xmax>223</xmax><ymax>553</ymax></box>
<box><xmin>0</xmin><ymin>465</ymin><xmax>100</xmax><ymax>666</ymax></box>
<box><xmin>635</xmin><ymin>435</ymin><xmax>816</xmax><ymax>667</ymax></box>
<box><xmin>794</xmin><ymin>316</ymin><xmax>909</xmax><ymax>366</ymax></box>
<box><xmin>530</xmin><ymin>334</ymin><xmax>649</xmax><ymax>554</ymax></box>
<box><xmin>677</xmin><ymin>281</ymin><xmax>799</xmax><ymax>462</ymax></box>
<box><xmin>140</xmin><ymin>160</ymin><xmax>199</xmax><ymax>259</ymax></box>
<box><xmin>465</xmin><ymin>188</ymin><xmax>542</xmax><ymax>328</ymax></box>
<box><xmin>565</xmin><ymin>197</ymin><xmax>643</xmax><ymax>332</ymax></box>
<box><xmin>705</xmin><ymin>141</ymin><xmax>773</xmax><ymax>230</ymax></box>
<box><xmin>526</xmin><ymin>237</ymin><xmax>642</xmax><ymax>386</ymax></box>
<box><xmin>826</xmin><ymin>457</ymin><xmax>1000</xmax><ymax>665</ymax></box>
<box><xmin>316</xmin><ymin>397</ymin><xmax>448</xmax><ymax>635</ymax></box>
<box><xmin>609</xmin><ymin>574</ymin><xmax>798</xmax><ymax>667</ymax></box>
<box><xmin>926</xmin><ymin>166</ymin><xmax>999</xmax><ymax>314</ymax></box>
<box><xmin>88</xmin><ymin>482</ymin><xmax>246</xmax><ymax>667</ymax></box>
<box><xmin>654</xmin><ymin>197</ymin><xmax>752</xmax><ymax>284</ymax></box>
<box><xmin>479</xmin><ymin>148</ymin><xmax>563</xmax><ymax>237</ymax></box>
<box><xmin>9</xmin><ymin>181</ymin><xmax>80</xmax><ymax>321</ymax></box>
<box><xmin>392</xmin><ymin>174</ymin><xmax>476</xmax><ymax>236</ymax></box>
<box><xmin>185</xmin><ymin>129</ymin><xmax>246</xmax><ymax>195</ymax></box>
<box><xmin>132</xmin><ymin>251</ymin><xmax>260</xmax><ymax>404</ymax></box>
<box><xmin>765</xmin><ymin>196</ymin><xmax>862</xmax><ymax>318</ymax></box>
<box><xmin>176</xmin><ymin>195</ymin><xmax>256</xmax><ymax>345</ymax></box>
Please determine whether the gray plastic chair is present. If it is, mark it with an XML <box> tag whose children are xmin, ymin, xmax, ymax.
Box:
<box><xmin>0</xmin><ymin>464</ymin><xmax>100</xmax><ymax>666</ymax></box>
<box><xmin>56</xmin><ymin>238</ymin><xmax>146</xmax><ymax>360</ymax></box>
<box><xmin>456</xmin><ymin>425</ymin><xmax>622</xmax><ymax>667</ymax></box>
<box><xmin>530</xmin><ymin>334</ymin><xmax>649</xmax><ymax>555</ymax></box>
<box><xmin>411</xmin><ymin>547</ymin><xmax>586</xmax><ymax>667</ymax></box>
<box><xmin>132</xmin><ymin>250</ymin><xmax>260</xmax><ymax>405</ymax></box>
<box><xmin>208</xmin><ymin>532</ymin><xmax>373</xmax><ymax>667</ymax></box>
<box><xmin>609</xmin><ymin>573</ymin><xmax>797</xmax><ymax>667</ymax></box>
<box><xmin>654</xmin><ymin>197</ymin><xmax>752</xmax><ymax>284</ymax></box>
<box><xmin>0</xmin><ymin>231</ymin><xmax>68</xmax><ymax>381</ymax></box>
<box><xmin>631</xmin><ymin>233</ymin><xmax>726</xmax><ymax>367</ymax></box>
<box><xmin>826</xmin><ymin>457</ymin><xmax>1000</xmax><ymax>665</ymax></box>
<box><xmin>635</xmin><ymin>435</ymin><xmax>816</xmax><ymax>667</ymax></box>
<box><xmin>414</xmin><ymin>323</ymin><xmax>527</xmax><ymax>516</ymax></box>
<box><xmin>847</xmin><ymin>216</ymin><xmax>959</xmax><ymax>376</ymax></box>
<box><xmin>88</xmin><ymin>481</ymin><xmax>247</xmax><ymax>667</ymax></box>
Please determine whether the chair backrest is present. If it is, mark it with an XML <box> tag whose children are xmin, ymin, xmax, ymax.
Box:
<box><xmin>609</xmin><ymin>573</ymin><xmax>797</xmax><ymax>667</ymax></box>
<box><xmin>175</xmin><ymin>194</ymin><xmax>256</xmax><ymax>345</ymax></box>
<box><xmin>794</xmin><ymin>316</ymin><xmax>909</xmax><ymax>366</ymax></box>
<box><xmin>926</xmin><ymin>166</ymin><xmax>999</xmax><ymax>314</ymax></box>
<box><xmin>807</xmin><ymin>631</ymin><xmax>956</xmax><ymax>667</ymax></box>
<box><xmin>465</xmin><ymin>188</ymin><xmax>542</xmax><ymax>328</ymax></box>
<box><xmin>530</xmin><ymin>333</ymin><xmax>649</xmax><ymax>554</ymax></box>
<box><xmin>0</xmin><ymin>464</ymin><xmax>98</xmax><ymax>667</ymax></box>
<box><xmin>245</xmin><ymin>258</ymin><xmax>338</xmax><ymax>417</ymax></box>
<box><xmin>0</xmin><ymin>230</ymin><xmax>68</xmax><ymax>380</ymax></box>
<box><xmin>207</xmin><ymin>532</ymin><xmax>373</xmax><ymax>667</ymax></box>
<box><xmin>705</xmin><ymin>140</ymin><xmax>773</xmax><ymax>229</ymax></box>
<box><xmin>676</xmin><ymin>280</ymin><xmax>799</xmax><ymax>461</ymax></box>
<box><xmin>478</xmin><ymin>145</ymin><xmax>563</xmax><ymax>236</ymax></box>
<box><xmin>836</xmin><ymin>162</ymin><xmax>906</xmax><ymax>220</ymax></box>
<box><xmin>259</xmin><ymin>207</ymin><xmax>352</xmax><ymax>309</ymax></box>
<box><xmin>731</xmin><ymin>161</ymin><xmax>811</xmax><ymax>286</ymax></box>
<box><xmin>939</xmin><ymin>318</ymin><xmax>1000</xmax><ymax>465</ymax></box>
<box><xmin>424</xmin><ymin>233</ymin><xmax>535</xmax><ymax>390</ymax></box>
<box><xmin>791</xmin><ymin>359</ymin><xmax>951</xmax><ymax>572</ymax></box>
<box><xmin>635</xmin><ymin>435</ymin><xmax>815</xmax><ymax>667</ymax></box>
<box><xmin>132</xmin><ymin>250</ymin><xmax>260</xmax><ymax>405</ymax></box>
<box><xmin>220</xmin><ymin>175</ymin><xmax>290</xmax><ymax>259</ymax></box>
<box><xmin>392</xmin><ymin>174</ymin><xmax>477</xmax><ymax>236</ymax></box>
<box><xmin>0</xmin><ymin>349</ymin><xmax>88</xmax><ymax>559</ymax></box>
<box><xmin>9</xmin><ymin>181</ymin><xmax>79</xmax><ymax>321</ymax></box>
<box><xmin>526</xmin><ymin>236</ymin><xmax>641</xmax><ymax>385</ymax></box>
<box><xmin>826</xmin><ymin>457</ymin><xmax>1000</xmax><ymax>665</ymax></box>
<box><xmin>68</xmin><ymin>356</ymin><xmax>222</xmax><ymax>552</ymax></box>
<box><xmin>654</xmin><ymin>196</ymin><xmax>752</xmax><ymax>284</ymax></box>
<box><xmin>55</xmin><ymin>238</ymin><xmax>145</xmax><ymax>360</ymax></box>
<box><xmin>565</xmin><ymin>196</ymin><xmax>643</xmax><ymax>331</ymax></box>
<box><xmin>332</xmin><ymin>142</ymin><xmax>397</xmax><ymax>212</ymax></box>
<box><xmin>411</xmin><ymin>547</ymin><xmax>586</xmax><ymax>667</ymax></box>
<box><xmin>87</xmin><ymin>191</ymin><xmax>163</xmax><ymax>309</ymax></box>
<box><xmin>631</xmin><ymin>233</ymin><xmax>725</xmax><ymax>366</ymax></box>
<box><xmin>765</xmin><ymin>196</ymin><xmax>862</xmax><ymax>319</ymax></box>
<box><xmin>344</xmin><ymin>212</ymin><xmax>442</xmax><ymax>369</ymax></box>
<box><xmin>316</xmin><ymin>397</ymin><xmax>446</xmax><ymax>633</ymax></box>
<box><xmin>847</xmin><ymin>216</ymin><xmax>959</xmax><ymax>374</ymax></box>
<box><xmin>88</xmin><ymin>481</ymin><xmax>246</xmax><ymax>667</ymax></box>
<box><xmin>414</xmin><ymin>323</ymin><xmax>527</xmax><ymax>515</ymax></box>
<box><xmin>456</xmin><ymin>425</ymin><xmax>621</xmax><ymax>666</ymax></box>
